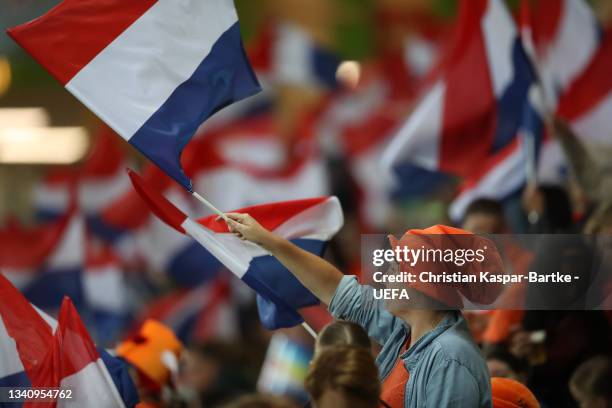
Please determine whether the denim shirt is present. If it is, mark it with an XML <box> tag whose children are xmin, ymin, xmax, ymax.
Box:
<box><xmin>328</xmin><ymin>276</ymin><xmax>492</xmax><ymax>408</ymax></box>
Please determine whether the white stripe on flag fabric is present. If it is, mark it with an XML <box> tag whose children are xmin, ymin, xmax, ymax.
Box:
<box><xmin>66</xmin><ymin>0</ymin><xmax>238</xmax><ymax>140</ymax></box>
<box><xmin>381</xmin><ymin>81</ymin><xmax>445</xmax><ymax>173</ymax></box>
<box><xmin>181</xmin><ymin>218</ymin><xmax>254</xmax><ymax>278</ymax></box>
<box><xmin>482</xmin><ymin>0</ymin><xmax>516</xmax><ymax>96</ymax></box>
<box><xmin>58</xmin><ymin>360</ymin><xmax>125</xmax><ymax>408</ymax></box>
<box><xmin>0</xmin><ymin>318</ymin><xmax>24</xmax><ymax>380</ymax></box>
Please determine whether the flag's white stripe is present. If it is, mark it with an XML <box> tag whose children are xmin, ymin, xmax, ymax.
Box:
<box><xmin>482</xmin><ymin>0</ymin><xmax>516</xmax><ymax>97</ymax></box>
<box><xmin>79</xmin><ymin>172</ymin><xmax>131</xmax><ymax>213</ymax></box>
<box><xmin>449</xmin><ymin>145</ymin><xmax>525</xmax><ymax>221</ymax></box>
<box><xmin>0</xmin><ymin>303</ymin><xmax>57</xmax><ymax>379</ymax></box>
<box><xmin>571</xmin><ymin>94</ymin><xmax>612</xmax><ymax>144</ymax></box>
<box><xmin>351</xmin><ymin>144</ymin><xmax>394</xmax><ymax>229</ymax></box>
<box><xmin>541</xmin><ymin>0</ymin><xmax>598</xmax><ymax>105</ymax></box>
<box><xmin>275</xmin><ymin>22</ymin><xmax>314</xmax><ymax>85</ymax></box>
<box><xmin>48</xmin><ymin>215</ymin><xmax>85</xmax><ymax>270</ymax></box>
<box><xmin>0</xmin><ymin>317</ymin><xmax>25</xmax><ymax>378</ymax></box>
<box><xmin>66</xmin><ymin>0</ymin><xmax>238</xmax><ymax>139</ymax></box>
<box><xmin>58</xmin><ymin>359</ymin><xmax>125</xmax><ymax>408</ymax></box>
<box><xmin>182</xmin><ymin>217</ymin><xmax>252</xmax><ymax>278</ymax></box>
<box><xmin>34</xmin><ymin>184</ymin><xmax>70</xmax><ymax>213</ymax></box>
<box><xmin>273</xmin><ymin>197</ymin><xmax>343</xmax><ymax>240</ymax></box>
<box><xmin>381</xmin><ymin>81</ymin><xmax>444</xmax><ymax>172</ymax></box>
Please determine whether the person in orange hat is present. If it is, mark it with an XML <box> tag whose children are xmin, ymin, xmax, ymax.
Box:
<box><xmin>117</xmin><ymin>319</ymin><xmax>183</xmax><ymax>408</ymax></box>
<box><xmin>223</xmin><ymin>213</ymin><xmax>504</xmax><ymax>408</ymax></box>
<box><xmin>491</xmin><ymin>377</ymin><xmax>540</xmax><ymax>408</ymax></box>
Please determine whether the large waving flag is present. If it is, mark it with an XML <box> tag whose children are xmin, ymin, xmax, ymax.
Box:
<box><xmin>382</xmin><ymin>0</ymin><xmax>536</xmax><ymax>178</ymax></box>
<box><xmin>8</xmin><ymin>0</ymin><xmax>261</xmax><ymax>191</ymax></box>
<box><xmin>128</xmin><ymin>169</ymin><xmax>343</xmax><ymax>329</ymax></box>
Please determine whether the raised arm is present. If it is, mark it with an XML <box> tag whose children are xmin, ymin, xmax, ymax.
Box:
<box><xmin>222</xmin><ymin>212</ymin><xmax>343</xmax><ymax>305</ymax></box>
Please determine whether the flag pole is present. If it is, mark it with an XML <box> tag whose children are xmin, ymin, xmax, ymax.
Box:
<box><xmin>301</xmin><ymin>322</ymin><xmax>317</xmax><ymax>339</ymax></box>
<box><xmin>192</xmin><ymin>191</ymin><xmax>229</xmax><ymax>222</ymax></box>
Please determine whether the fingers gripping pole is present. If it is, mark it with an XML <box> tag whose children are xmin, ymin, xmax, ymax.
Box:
<box><xmin>192</xmin><ymin>191</ymin><xmax>229</xmax><ymax>221</ymax></box>
<box><xmin>301</xmin><ymin>322</ymin><xmax>317</xmax><ymax>339</ymax></box>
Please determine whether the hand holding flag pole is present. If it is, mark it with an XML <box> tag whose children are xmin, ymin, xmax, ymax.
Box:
<box><xmin>129</xmin><ymin>169</ymin><xmax>320</xmax><ymax>338</ymax></box>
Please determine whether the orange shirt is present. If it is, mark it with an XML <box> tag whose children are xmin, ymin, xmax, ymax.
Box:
<box><xmin>380</xmin><ymin>340</ymin><xmax>410</xmax><ymax>408</ymax></box>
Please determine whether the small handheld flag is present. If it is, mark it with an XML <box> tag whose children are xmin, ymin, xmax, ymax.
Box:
<box><xmin>7</xmin><ymin>0</ymin><xmax>261</xmax><ymax>191</ymax></box>
<box><xmin>127</xmin><ymin>169</ymin><xmax>343</xmax><ymax>329</ymax></box>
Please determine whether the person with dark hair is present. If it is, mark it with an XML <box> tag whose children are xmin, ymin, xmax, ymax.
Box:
<box><xmin>223</xmin><ymin>393</ymin><xmax>300</xmax><ymax>408</ymax></box>
<box><xmin>569</xmin><ymin>356</ymin><xmax>612</xmax><ymax>408</ymax></box>
<box><xmin>315</xmin><ymin>320</ymin><xmax>371</xmax><ymax>357</ymax></box>
<box><xmin>220</xmin><ymin>214</ymin><xmax>504</xmax><ymax>407</ymax></box>
<box><xmin>305</xmin><ymin>345</ymin><xmax>381</xmax><ymax>408</ymax></box>
<box><xmin>522</xmin><ymin>183</ymin><xmax>575</xmax><ymax>233</ymax></box>
<box><xmin>462</xmin><ymin>198</ymin><xmax>506</xmax><ymax>234</ymax></box>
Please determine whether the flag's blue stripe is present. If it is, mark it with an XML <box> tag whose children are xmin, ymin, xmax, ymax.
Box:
<box><xmin>492</xmin><ymin>39</ymin><xmax>535</xmax><ymax>153</ymax></box>
<box><xmin>23</xmin><ymin>268</ymin><xmax>84</xmax><ymax>310</ymax></box>
<box><xmin>166</xmin><ymin>241</ymin><xmax>223</xmax><ymax>287</ymax></box>
<box><xmin>312</xmin><ymin>46</ymin><xmax>340</xmax><ymax>88</ymax></box>
<box><xmin>129</xmin><ymin>21</ymin><xmax>261</xmax><ymax>191</ymax></box>
<box><xmin>241</xmin><ymin>238</ymin><xmax>322</xmax><ymax>329</ymax></box>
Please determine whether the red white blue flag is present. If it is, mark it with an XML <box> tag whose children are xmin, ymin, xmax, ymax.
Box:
<box><xmin>8</xmin><ymin>0</ymin><xmax>261</xmax><ymax>191</ymax></box>
<box><xmin>128</xmin><ymin>169</ymin><xmax>343</xmax><ymax>329</ymax></box>
<box><xmin>382</xmin><ymin>0</ymin><xmax>536</xmax><ymax>178</ymax></box>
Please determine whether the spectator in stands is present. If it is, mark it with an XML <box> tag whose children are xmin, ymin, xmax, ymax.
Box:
<box><xmin>569</xmin><ymin>356</ymin><xmax>612</xmax><ymax>408</ymax></box>
<box><xmin>178</xmin><ymin>340</ymin><xmax>256</xmax><ymax>407</ymax></box>
<box><xmin>223</xmin><ymin>215</ymin><xmax>504</xmax><ymax>407</ymax></box>
<box><xmin>224</xmin><ymin>393</ymin><xmax>300</xmax><ymax>408</ymax></box>
<box><xmin>315</xmin><ymin>319</ymin><xmax>371</xmax><ymax>357</ymax></box>
<box><xmin>305</xmin><ymin>345</ymin><xmax>381</xmax><ymax>408</ymax></box>
<box><xmin>462</xmin><ymin>198</ymin><xmax>506</xmax><ymax>234</ymax></box>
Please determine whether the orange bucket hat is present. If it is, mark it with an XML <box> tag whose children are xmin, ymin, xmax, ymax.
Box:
<box><xmin>116</xmin><ymin>319</ymin><xmax>183</xmax><ymax>387</ymax></box>
<box><xmin>491</xmin><ymin>377</ymin><xmax>540</xmax><ymax>408</ymax></box>
<box><xmin>388</xmin><ymin>224</ymin><xmax>504</xmax><ymax>307</ymax></box>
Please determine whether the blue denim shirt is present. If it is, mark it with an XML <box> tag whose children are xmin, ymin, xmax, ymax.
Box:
<box><xmin>328</xmin><ymin>276</ymin><xmax>492</xmax><ymax>408</ymax></box>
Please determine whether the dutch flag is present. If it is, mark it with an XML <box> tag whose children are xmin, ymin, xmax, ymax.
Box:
<box><xmin>7</xmin><ymin>0</ymin><xmax>261</xmax><ymax>191</ymax></box>
<box><xmin>127</xmin><ymin>169</ymin><xmax>343</xmax><ymax>329</ymax></box>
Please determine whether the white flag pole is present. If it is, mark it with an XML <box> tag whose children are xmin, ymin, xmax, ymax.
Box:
<box><xmin>192</xmin><ymin>191</ymin><xmax>229</xmax><ymax>222</ymax></box>
<box><xmin>301</xmin><ymin>322</ymin><xmax>317</xmax><ymax>339</ymax></box>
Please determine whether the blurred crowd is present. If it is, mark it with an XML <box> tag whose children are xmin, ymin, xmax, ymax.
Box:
<box><xmin>1</xmin><ymin>0</ymin><xmax>612</xmax><ymax>407</ymax></box>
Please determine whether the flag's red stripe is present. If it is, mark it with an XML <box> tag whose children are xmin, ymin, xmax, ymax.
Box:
<box><xmin>557</xmin><ymin>30</ymin><xmax>612</xmax><ymax>121</ymax></box>
<box><xmin>0</xmin><ymin>275</ymin><xmax>53</xmax><ymax>376</ymax></box>
<box><xmin>7</xmin><ymin>0</ymin><xmax>157</xmax><ymax>85</ymax></box>
<box><xmin>127</xmin><ymin>169</ymin><xmax>187</xmax><ymax>233</ymax></box>
<box><xmin>440</xmin><ymin>0</ymin><xmax>496</xmax><ymax>177</ymax></box>
<box><xmin>529</xmin><ymin>0</ymin><xmax>563</xmax><ymax>51</ymax></box>
<box><xmin>198</xmin><ymin>197</ymin><xmax>330</xmax><ymax>233</ymax></box>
